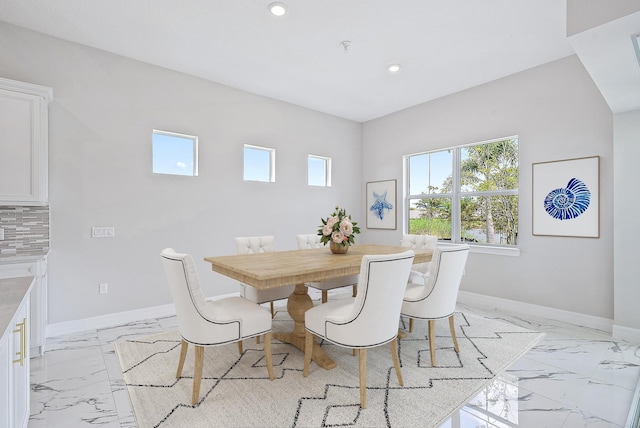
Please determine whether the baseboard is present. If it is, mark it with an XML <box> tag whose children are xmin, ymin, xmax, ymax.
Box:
<box><xmin>46</xmin><ymin>292</ymin><xmax>240</xmax><ymax>337</ymax></box>
<box><xmin>613</xmin><ymin>324</ymin><xmax>640</xmax><ymax>344</ymax></box>
<box><xmin>457</xmin><ymin>290</ymin><xmax>614</xmax><ymax>334</ymax></box>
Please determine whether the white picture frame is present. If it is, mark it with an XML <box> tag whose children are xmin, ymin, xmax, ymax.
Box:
<box><xmin>532</xmin><ymin>156</ymin><xmax>599</xmax><ymax>238</ymax></box>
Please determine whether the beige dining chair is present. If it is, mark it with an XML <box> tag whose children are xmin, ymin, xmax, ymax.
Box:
<box><xmin>235</xmin><ymin>236</ymin><xmax>295</xmax><ymax>318</ymax></box>
<box><xmin>160</xmin><ymin>248</ymin><xmax>274</xmax><ymax>405</ymax></box>
<box><xmin>303</xmin><ymin>250</ymin><xmax>415</xmax><ymax>408</ymax></box>
<box><xmin>295</xmin><ymin>234</ymin><xmax>358</xmax><ymax>303</ymax></box>
<box><xmin>400</xmin><ymin>244</ymin><xmax>469</xmax><ymax>366</ymax></box>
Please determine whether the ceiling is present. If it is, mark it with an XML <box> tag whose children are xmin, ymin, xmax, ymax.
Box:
<box><xmin>0</xmin><ymin>1</ymin><xmax>624</xmax><ymax>122</ymax></box>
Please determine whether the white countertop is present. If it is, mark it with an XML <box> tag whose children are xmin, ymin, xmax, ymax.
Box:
<box><xmin>0</xmin><ymin>276</ymin><xmax>34</xmax><ymax>340</ymax></box>
<box><xmin>0</xmin><ymin>251</ymin><xmax>48</xmax><ymax>264</ymax></box>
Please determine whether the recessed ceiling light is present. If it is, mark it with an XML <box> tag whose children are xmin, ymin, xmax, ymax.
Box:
<box><xmin>388</xmin><ymin>64</ymin><xmax>401</xmax><ymax>73</ymax></box>
<box><xmin>268</xmin><ymin>2</ymin><xmax>287</xmax><ymax>16</ymax></box>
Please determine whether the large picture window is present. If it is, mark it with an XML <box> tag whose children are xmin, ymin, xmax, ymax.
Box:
<box><xmin>405</xmin><ymin>137</ymin><xmax>519</xmax><ymax>246</ymax></box>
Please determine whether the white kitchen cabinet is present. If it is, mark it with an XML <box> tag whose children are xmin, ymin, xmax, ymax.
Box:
<box><xmin>0</xmin><ymin>281</ymin><xmax>31</xmax><ymax>428</ymax></box>
<box><xmin>0</xmin><ymin>258</ymin><xmax>47</xmax><ymax>357</ymax></box>
<box><xmin>0</xmin><ymin>77</ymin><xmax>53</xmax><ymax>206</ymax></box>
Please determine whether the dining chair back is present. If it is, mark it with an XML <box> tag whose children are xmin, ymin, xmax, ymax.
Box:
<box><xmin>235</xmin><ymin>236</ymin><xmax>294</xmax><ymax>317</ymax></box>
<box><xmin>400</xmin><ymin>234</ymin><xmax>438</xmax><ymax>284</ymax></box>
<box><xmin>295</xmin><ymin>233</ymin><xmax>358</xmax><ymax>303</ymax></box>
<box><xmin>401</xmin><ymin>244</ymin><xmax>469</xmax><ymax>366</ymax></box>
<box><xmin>160</xmin><ymin>248</ymin><xmax>274</xmax><ymax>405</ymax></box>
<box><xmin>303</xmin><ymin>250</ymin><xmax>415</xmax><ymax>408</ymax></box>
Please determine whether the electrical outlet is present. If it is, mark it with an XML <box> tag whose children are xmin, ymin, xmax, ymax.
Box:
<box><xmin>99</xmin><ymin>283</ymin><xmax>108</xmax><ymax>294</ymax></box>
<box><xmin>92</xmin><ymin>227</ymin><xmax>115</xmax><ymax>238</ymax></box>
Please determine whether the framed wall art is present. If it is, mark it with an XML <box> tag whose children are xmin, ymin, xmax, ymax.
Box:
<box><xmin>532</xmin><ymin>156</ymin><xmax>599</xmax><ymax>238</ymax></box>
<box><xmin>366</xmin><ymin>179</ymin><xmax>397</xmax><ymax>229</ymax></box>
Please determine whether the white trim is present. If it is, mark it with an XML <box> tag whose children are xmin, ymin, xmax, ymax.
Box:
<box><xmin>458</xmin><ymin>290</ymin><xmax>613</xmax><ymax>333</ymax></box>
<box><xmin>613</xmin><ymin>324</ymin><xmax>640</xmax><ymax>344</ymax></box>
<box><xmin>46</xmin><ymin>292</ymin><xmax>239</xmax><ymax>337</ymax></box>
<box><xmin>438</xmin><ymin>242</ymin><xmax>520</xmax><ymax>257</ymax></box>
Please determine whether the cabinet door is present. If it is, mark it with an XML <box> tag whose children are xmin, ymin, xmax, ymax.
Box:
<box><xmin>11</xmin><ymin>299</ymin><xmax>30</xmax><ymax>428</ymax></box>
<box><xmin>0</xmin><ymin>78</ymin><xmax>52</xmax><ymax>206</ymax></box>
<box><xmin>0</xmin><ymin>332</ymin><xmax>11</xmax><ymax>428</ymax></box>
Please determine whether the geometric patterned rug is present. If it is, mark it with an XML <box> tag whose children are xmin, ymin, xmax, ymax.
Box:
<box><xmin>114</xmin><ymin>312</ymin><xmax>544</xmax><ymax>428</ymax></box>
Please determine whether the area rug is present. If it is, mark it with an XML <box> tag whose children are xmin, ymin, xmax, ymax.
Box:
<box><xmin>114</xmin><ymin>312</ymin><xmax>544</xmax><ymax>428</ymax></box>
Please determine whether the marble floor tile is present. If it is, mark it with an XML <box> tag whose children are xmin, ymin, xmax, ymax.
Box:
<box><xmin>504</xmin><ymin>357</ymin><xmax>590</xmax><ymax>408</ymax></box>
<box><xmin>96</xmin><ymin>320</ymin><xmax>166</xmax><ymax>344</ymax></box>
<box><xmin>576</xmin><ymin>378</ymin><xmax>636</xmax><ymax>426</ymax></box>
<box><xmin>29</xmin><ymin>304</ymin><xmax>640</xmax><ymax>428</ymax></box>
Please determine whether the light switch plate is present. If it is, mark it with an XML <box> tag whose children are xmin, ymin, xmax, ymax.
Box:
<box><xmin>92</xmin><ymin>227</ymin><xmax>115</xmax><ymax>238</ymax></box>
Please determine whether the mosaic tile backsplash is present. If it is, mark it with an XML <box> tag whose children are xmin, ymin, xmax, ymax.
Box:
<box><xmin>0</xmin><ymin>206</ymin><xmax>49</xmax><ymax>257</ymax></box>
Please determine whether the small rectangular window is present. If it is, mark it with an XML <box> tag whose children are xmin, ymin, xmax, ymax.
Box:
<box><xmin>308</xmin><ymin>155</ymin><xmax>331</xmax><ymax>187</ymax></box>
<box><xmin>244</xmin><ymin>144</ymin><xmax>275</xmax><ymax>182</ymax></box>
<box><xmin>152</xmin><ymin>130</ymin><xmax>198</xmax><ymax>176</ymax></box>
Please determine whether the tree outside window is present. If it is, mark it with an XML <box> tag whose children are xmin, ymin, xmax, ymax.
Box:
<box><xmin>406</xmin><ymin>137</ymin><xmax>518</xmax><ymax>246</ymax></box>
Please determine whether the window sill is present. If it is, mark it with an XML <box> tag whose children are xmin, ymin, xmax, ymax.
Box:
<box><xmin>438</xmin><ymin>242</ymin><xmax>520</xmax><ymax>257</ymax></box>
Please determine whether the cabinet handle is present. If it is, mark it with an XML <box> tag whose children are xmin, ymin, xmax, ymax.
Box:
<box><xmin>12</xmin><ymin>318</ymin><xmax>27</xmax><ymax>366</ymax></box>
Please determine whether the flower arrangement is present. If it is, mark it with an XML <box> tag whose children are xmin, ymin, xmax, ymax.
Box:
<box><xmin>318</xmin><ymin>206</ymin><xmax>361</xmax><ymax>248</ymax></box>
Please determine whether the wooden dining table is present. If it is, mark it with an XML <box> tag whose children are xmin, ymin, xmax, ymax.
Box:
<box><xmin>204</xmin><ymin>243</ymin><xmax>433</xmax><ymax>370</ymax></box>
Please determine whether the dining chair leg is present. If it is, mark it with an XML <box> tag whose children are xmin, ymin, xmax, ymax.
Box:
<box><xmin>428</xmin><ymin>320</ymin><xmax>436</xmax><ymax>366</ymax></box>
<box><xmin>270</xmin><ymin>301</ymin><xmax>275</xmax><ymax>318</ymax></box>
<box><xmin>303</xmin><ymin>331</ymin><xmax>313</xmax><ymax>377</ymax></box>
<box><xmin>264</xmin><ymin>332</ymin><xmax>275</xmax><ymax>380</ymax></box>
<box><xmin>192</xmin><ymin>345</ymin><xmax>205</xmax><ymax>405</ymax></box>
<box><xmin>409</xmin><ymin>317</ymin><xmax>414</xmax><ymax>333</ymax></box>
<box><xmin>359</xmin><ymin>348</ymin><xmax>367</xmax><ymax>409</ymax></box>
<box><xmin>352</xmin><ymin>285</ymin><xmax>357</xmax><ymax>297</ymax></box>
<box><xmin>322</xmin><ymin>290</ymin><xmax>328</xmax><ymax>304</ymax></box>
<box><xmin>256</xmin><ymin>335</ymin><xmax>261</xmax><ymax>344</ymax></box>
<box><xmin>176</xmin><ymin>339</ymin><xmax>188</xmax><ymax>378</ymax></box>
<box><xmin>390</xmin><ymin>338</ymin><xmax>403</xmax><ymax>386</ymax></box>
<box><xmin>449</xmin><ymin>315</ymin><xmax>459</xmax><ymax>353</ymax></box>
<box><xmin>237</xmin><ymin>340</ymin><xmax>243</xmax><ymax>355</ymax></box>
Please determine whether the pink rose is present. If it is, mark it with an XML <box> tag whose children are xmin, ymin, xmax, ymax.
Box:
<box><xmin>331</xmin><ymin>231</ymin><xmax>345</xmax><ymax>244</ymax></box>
<box><xmin>340</xmin><ymin>219</ymin><xmax>353</xmax><ymax>236</ymax></box>
<box><xmin>323</xmin><ymin>224</ymin><xmax>333</xmax><ymax>236</ymax></box>
<box><xmin>326</xmin><ymin>216</ymin><xmax>339</xmax><ymax>227</ymax></box>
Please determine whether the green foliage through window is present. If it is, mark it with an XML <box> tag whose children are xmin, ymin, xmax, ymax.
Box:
<box><xmin>406</xmin><ymin>137</ymin><xmax>519</xmax><ymax>246</ymax></box>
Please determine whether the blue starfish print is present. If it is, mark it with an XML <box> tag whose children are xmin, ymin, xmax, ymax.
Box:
<box><xmin>370</xmin><ymin>191</ymin><xmax>393</xmax><ymax>220</ymax></box>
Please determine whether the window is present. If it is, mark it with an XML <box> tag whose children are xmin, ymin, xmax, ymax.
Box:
<box><xmin>308</xmin><ymin>155</ymin><xmax>331</xmax><ymax>187</ymax></box>
<box><xmin>405</xmin><ymin>137</ymin><xmax>519</xmax><ymax>246</ymax></box>
<box><xmin>152</xmin><ymin>130</ymin><xmax>198</xmax><ymax>176</ymax></box>
<box><xmin>244</xmin><ymin>145</ymin><xmax>275</xmax><ymax>182</ymax></box>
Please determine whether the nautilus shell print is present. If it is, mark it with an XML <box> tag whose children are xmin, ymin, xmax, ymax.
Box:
<box><xmin>543</xmin><ymin>178</ymin><xmax>591</xmax><ymax>220</ymax></box>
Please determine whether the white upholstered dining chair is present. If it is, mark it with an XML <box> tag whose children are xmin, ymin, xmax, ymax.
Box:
<box><xmin>400</xmin><ymin>234</ymin><xmax>438</xmax><ymax>285</ymax></box>
<box><xmin>235</xmin><ymin>236</ymin><xmax>295</xmax><ymax>318</ymax></box>
<box><xmin>400</xmin><ymin>244</ymin><xmax>469</xmax><ymax>366</ymax></box>
<box><xmin>303</xmin><ymin>250</ymin><xmax>415</xmax><ymax>408</ymax></box>
<box><xmin>160</xmin><ymin>248</ymin><xmax>274</xmax><ymax>405</ymax></box>
<box><xmin>295</xmin><ymin>234</ymin><xmax>358</xmax><ymax>303</ymax></box>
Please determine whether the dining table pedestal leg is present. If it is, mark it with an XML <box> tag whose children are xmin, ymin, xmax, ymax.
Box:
<box><xmin>273</xmin><ymin>284</ymin><xmax>337</xmax><ymax>370</ymax></box>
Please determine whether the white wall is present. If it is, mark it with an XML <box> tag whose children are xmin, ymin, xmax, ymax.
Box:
<box><xmin>566</xmin><ymin>0</ymin><xmax>640</xmax><ymax>36</ymax></box>
<box><xmin>0</xmin><ymin>22</ymin><xmax>621</xmax><ymax>325</ymax></box>
<box><xmin>614</xmin><ymin>109</ymin><xmax>640</xmax><ymax>332</ymax></box>
<box><xmin>362</xmin><ymin>55</ymin><xmax>614</xmax><ymax>319</ymax></box>
<box><xmin>0</xmin><ymin>22</ymin><xmax>362</xmax><ymax>324</ymax></box>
